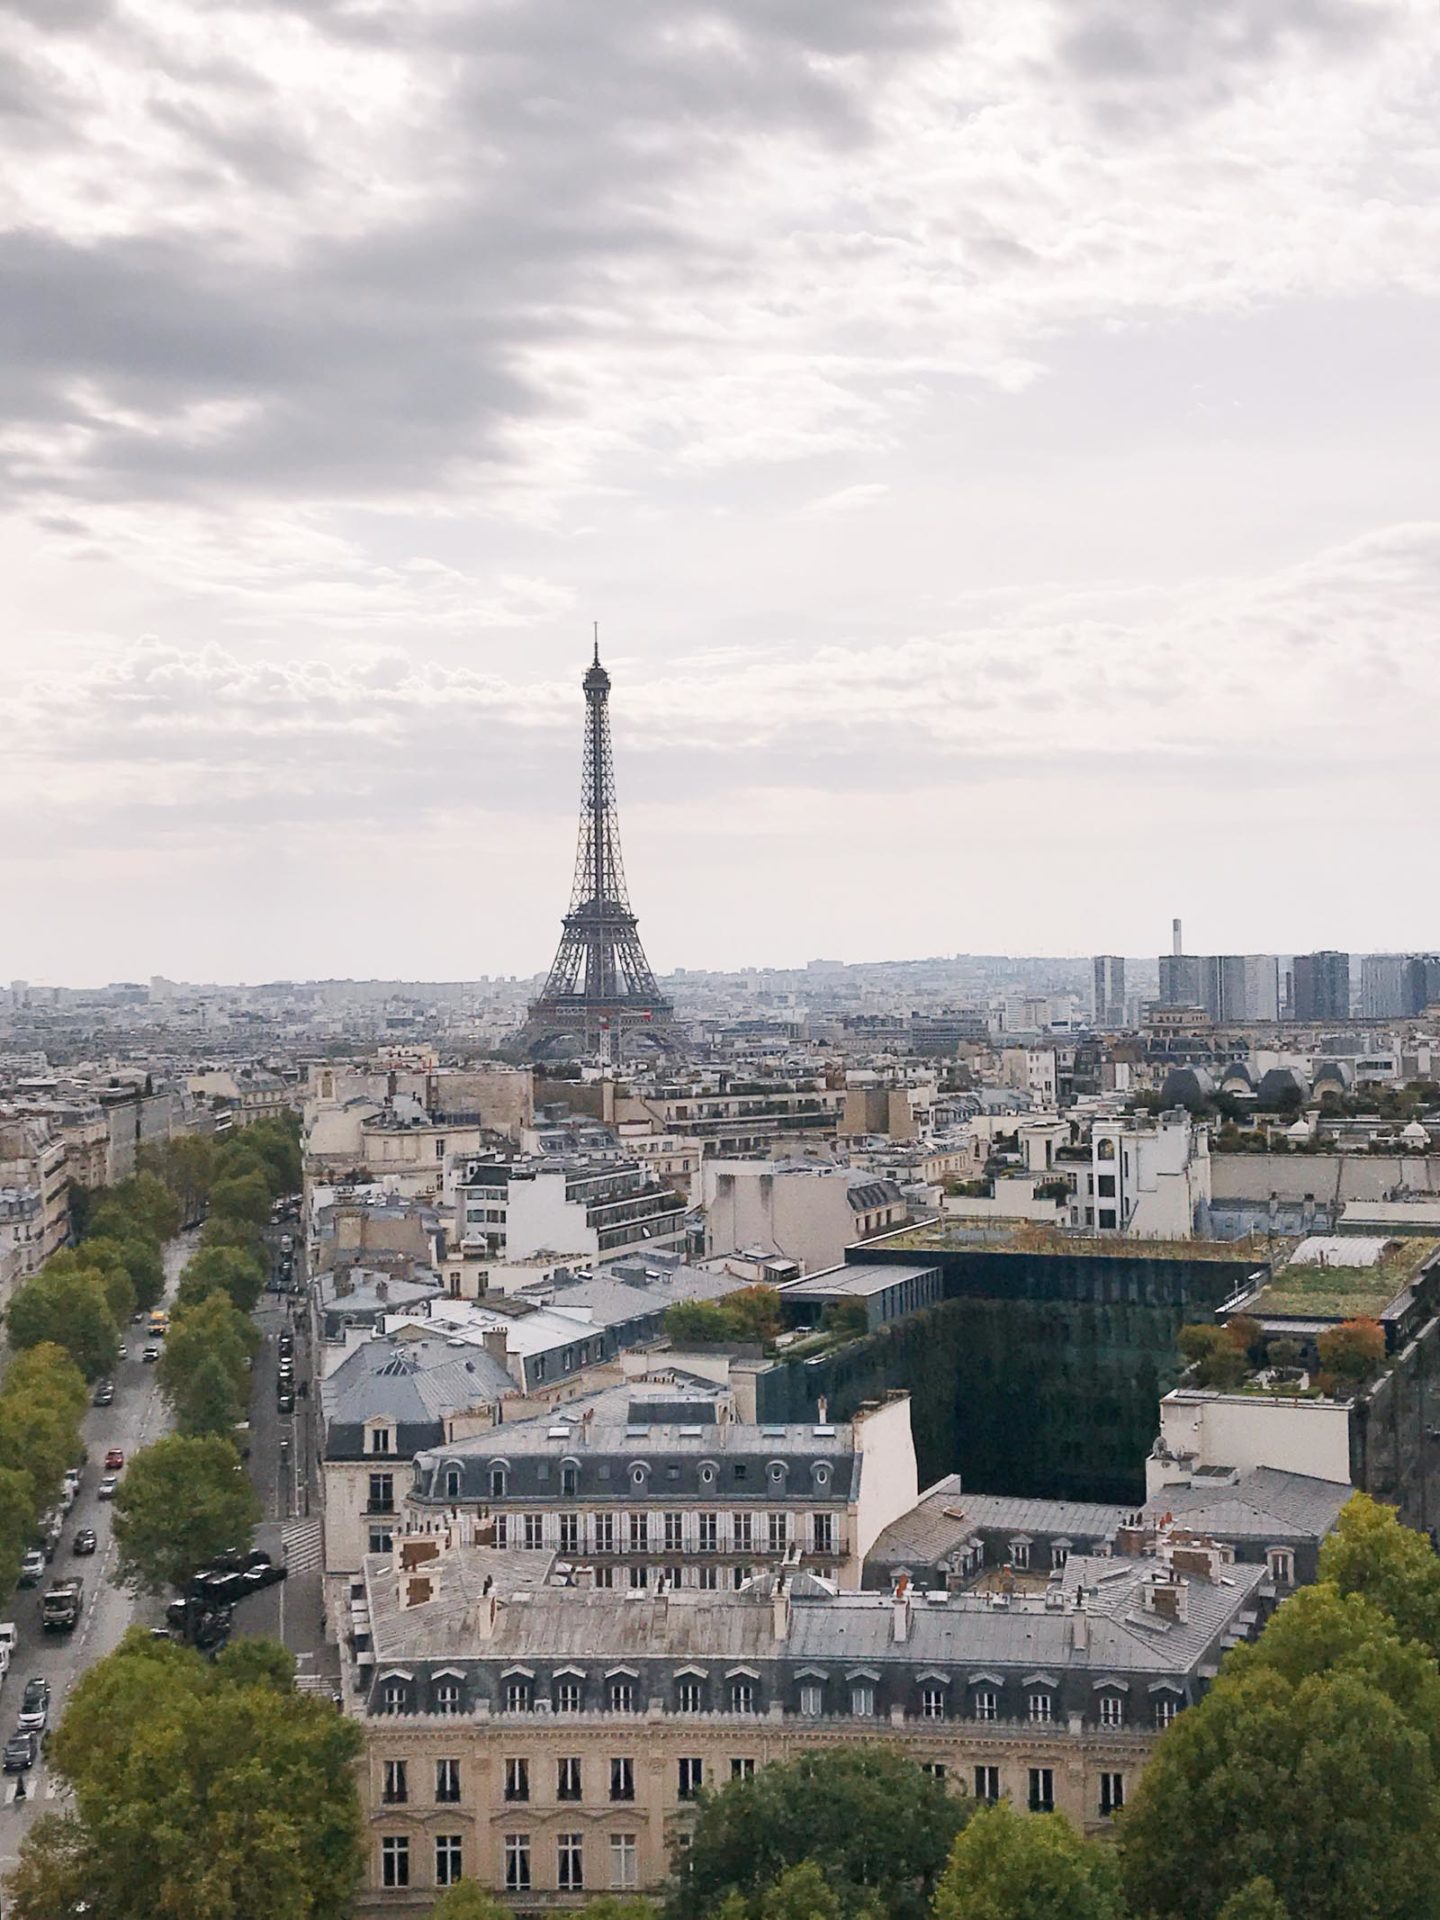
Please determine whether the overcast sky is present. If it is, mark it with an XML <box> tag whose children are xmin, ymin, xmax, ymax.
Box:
<box><xmin>5</xmin><ymin>0</ymin><xmax>1439</xmax><ymax>986</ymax></box>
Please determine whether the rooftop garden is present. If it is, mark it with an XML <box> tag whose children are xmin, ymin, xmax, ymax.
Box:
<box><xmin>886</xmin><ymin>1219</ymin><xmax>1281</xmax><ymax>1262</ymax></box>
<box><xmin>1249</xmin><ymin>1236</ymin><xmax>1440</xmax><ymax>1322</ymax></box>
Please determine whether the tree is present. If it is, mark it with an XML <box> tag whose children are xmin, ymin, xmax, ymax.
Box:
<box><xmin>429</xmin><ymin>1884</ymin><xmax>516</xmax><ymax>1920</ymax></box>
<box><xmin>933</xmin><ymin>1803</ymin><xmax>1124</xmax><ymax>1920</ymax></box>
<box><xmin>89</xmin><ymin>1171</ymin><xmax>181</xmax><ymax>1244</ymax></box>
<box><xmin>1318</xmin><ymin>1492</ymin><xmax>1440</xmax><ymax>1659</ymax></box>
<box><xmin>1177</xmin><ymin>1323</ymin><xmax>1248</xmax><ymax>1389</ymax></box>
<box><xmin>11</xmin><ymin>1628</ymin><xmax>362</xmax><ymax>1920</ymax></box>
<box><xmin>664</xmin><ymin>1300</ymin><xmax>734</xmax><ymax>1344</ymax></box>
<box><xmin>0</xmin><ymin>1464</ymin><xmax>37</xmax><ymax>1595</ymax></box>
<box><xmin>174</xmin><ymin>1352</ymin><xmax>245</xmax><ymax>1437</ymax></box>
<box><xmin>6</xmin><ymin>1265</ymin><xmax>118</xmax><ymax>1379</ymax></box>
<box><xmin>199</xmin><ymin>1212</ymin><xmax>266</xmax><ymax>1262</ymax></box>
<box><xmin>1217</xmin><ymin>1879</ymin><xmax>1289</xmax><ymax>1920</ymax></box>
<box><xmin>111</xmin><ymin>1433</ymin><xmax>261</xmax><ymax>1592</ymax></box>
<box><xmin>758</xmin><ymin>1862</ymin><xmax>841</xmax><ymax>1920</ymax></box>
<box><xmin>6</xmin><ymin>1342</ymin><xmax>89</xmax><ymax>1430</ymax></box>
<box><xmin>1317</xmin><ymin>1319</ymin><xmax>1386</xmax><ymax>1389</ymax></box>
<box><xmin>821</xmin><ymin>1299</ymin><xmax>870</xmax><ymax>1340</ymax></box>
<box><xmin>723</xmin><ymin>1287</ymin><xmax>783</xmax><ymax>1345</ymax></box>
<box><xmin>1119</xmin><ymin>1646</ymin><xmax>1440</xmax><ymax>1920</ymax></box>
<box><xmin>209</xmin><ymin>1168</ymin><xmax>274</xmax><ymax>1229</ymax></box>
<box><xmin>668</xmin><ymin>1746</ymin><xmax>966</xmax><ymax>1920</ymax></box>
<box><xmin>176</xmin><ymin>1242</ymin><xmax>266</xmax><ymax>1316</ymax></box>
<box><xmin>160</xmin><ymin>1288</ymin><xmax>258</xmax><ymax>1413</ymax></box>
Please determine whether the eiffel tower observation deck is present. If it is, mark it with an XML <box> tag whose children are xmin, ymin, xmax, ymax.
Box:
<box><xmin>516</xmin><ymin>636</ymin><xmax>679</xmax><ymax>1061</ymax></box>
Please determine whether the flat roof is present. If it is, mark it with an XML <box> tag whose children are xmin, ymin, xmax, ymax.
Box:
<box><xmin>781</xmin><ymin>1260</ymin><xmax>939</xmax><ymax>1299</ymax></box>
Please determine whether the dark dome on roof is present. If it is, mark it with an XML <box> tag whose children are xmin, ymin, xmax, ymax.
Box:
<box><xmin>1160</xmin><ymin>1066</ymin><xmax>1215</xmax><ymax>1111</ymax></box>
<box><xmin>1220</xmin><ymin>1060</ymin><xmax>1255</xmax><ymax>1090</ymax></box>
<box><xmin>1256</xmin><ymin>1066</ymin><xmax>1310</xmax><ymax>1108</ymax></box>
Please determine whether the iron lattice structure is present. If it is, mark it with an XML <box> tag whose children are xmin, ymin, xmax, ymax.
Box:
<box><xmin>518</xmin><ymin>640</ymin><xmax>678</xmax><ymax>1058</ymax></box>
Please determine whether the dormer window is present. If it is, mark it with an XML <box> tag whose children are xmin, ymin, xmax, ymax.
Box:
<box><xmin>490</xmin><ymin>1465</ymin><xmax>507</xmax><ymax>1499</ymax></box>
<box><xmin>561</xmin><ymin>1463</ymin><xmax>579</xmax><ymax>1496</ymax></box>
<box><xmin>369</xmin><ymin>1425</ymin><xmax>394</xmax><ymax>1456</ymax></box>
<box><xmin>444</xmin><ymin>1464</ymin><xmax>463</xmax><ymax>1501</ymax></box>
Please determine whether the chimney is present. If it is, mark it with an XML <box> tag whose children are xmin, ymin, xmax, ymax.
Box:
<box><xmin>1070</xmin><ymin>1598</ymin><xmax>1090</xmax><ymax>1652</ymax></box>
<box><xmin>891</xmin><ymin>1574</ymin><xmax>911</xmax><ymax>1644</ymax></box>
<box><xmin>772</xmin><ymin>1571</ymin><xmax>790</xmax><ymax>1643</ymax></box>
<box><xmin>1147</xmin><ymin>1574</ymin><xmax>1188</xmax><ymax>1624</ymax></box>
<box><xmin>400</xmin><ymin>1538</ymin><xmax>440</xmax><ymax>1573</ymax></box>
<box><xmin>482</xmin><ymin>1327</ymin><xmax>511</xmax><ymax>1371</ymax></box>
<box><xmin>1173</xmin><ymin>917</ymin><xmax>1183</xmax><ymax>957</ymax></box>
<box><xmin>404</xmin><ymin>1576</ymin><xmax>433</xmax><ymax>1608</ymax></box>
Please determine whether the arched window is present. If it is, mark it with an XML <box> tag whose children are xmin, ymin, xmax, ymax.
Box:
<box><xmin>489</xmin><ymin>1463</ymin><xmax>508</xmax><ymax>1499</ymax></box>
<box><xmin>1097</xmin><ymin>1138</ymin><xmax>1116</xmax><ymax>1161</ymax></box>
<box><xmin>444</xmin><ymin>1463</ymin><xmax>463</xmax><ymax>1501</ymax></box>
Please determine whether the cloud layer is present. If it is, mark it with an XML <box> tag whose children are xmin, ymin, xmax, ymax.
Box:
<box><xmin>3</xmin><ymin>0</ymin><xmax>1439</xmax><ymax>978</ymax></box>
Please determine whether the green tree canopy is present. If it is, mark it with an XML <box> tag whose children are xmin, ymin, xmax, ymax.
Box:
<box><xmin>160</xmin><ymin>1287</ymin><xmax>258</xmax><ymax>1409</ymax></box>
<box><xmin>208</xmin><ymin>1167</ymin><xmax>274</xmax><ymax>1229</ymax></box>
<box><xmin>89</xmin><ymin>1171</ymin><xmax>181</xmax><ymax>1244</ymax></box>
<box><xmin>173</xmin><ymin>1351</ymin><xmax>244</xmax><ymax>1437</ymax></box>
<box><xmin>5</xmin><ymin>1342</ymin><xmax>89</xmax><ymax>1429</ymax></box>
<box><xmin>1318</xmin><ymin>1492</ymin><xmax>1440</xmax><ymax>1659</ymax></box>
<box><xmin>111</xmin><ymin>1433</ymin><xmax>261</xmax><ymax>1592</ymax></box>
<box><xmin>428</xmin><ymin>1884</ymin><xmax>517</xmax><ymax>1920</ymax></box>
<box><xmin>1316</xmin><ymin>1319</ymin><xmax>1386</xmax><ymax>1389</ymax></box>
<box><xmin>664</xmin><ymin>1299</ymin><xmax>734</xmax><ymax>1344</ymax></box>
<box><xmin>6</xmin><ymin>1628</ymin><xmax>362</xmax><ymax>1920</ymax></box>
<box><xmin>1119</xmin><ymin>1652</ymin><xmax>1440</xmax><ymax>1920</ymax></box>
<box><xmin>723</xmin><ymin>1286</ymin><xmax>784</xmax><ymax>1345</ymax></box>
<box><xmin>176</xmin><ymin>1242</ymin><xmax>267</xmax><ymax>1316</ymax></box>
<box><xmin>1217</xmin><ymin>1881</ymin><xmax>1290</xmax><ymax>1920</ymax></box>
<box><xmin>668</xmin><ymin>1746</ymin><xmax>967</xmax><ymax>1920</ymax></box>
<box><xmin>0</xmin><ymin>1464</ymin><xmax>37</xmax><ymax>1596</ymax></box>
<box><xmin>933</xmin><ymin>1803</ymin><xmax>1124</xmax><ymax>1920</ymax></box>
<box><xmin>7</xmin><ymin>1265</ymin><xmax>118</xmax><ymax>1380</ymax></box>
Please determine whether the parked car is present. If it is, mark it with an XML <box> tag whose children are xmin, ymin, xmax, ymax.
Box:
<box><xmin>117</xmin><ymin>1343</ymin><xmax>128</xmax><ymax>1360</ymax></box>
<box><xmin>93</xmin><ymin>1381</ymin><xmax>115</xmax><ymax>1406</ymax></box>
<box><xmin>17</xmin><ymin>1677</ymin><xmax>49</xmax><ymax>1731</ymax></box>
<box><xmin>242</xmin><ymin>1561</ymin><xmax>287</xmax><ymax>1593</ymax></box>
<box><xmin>63</xmin><ymin>1467</ymin><xmax>81</xmax><ymax>1496</ymax></box>
<box><xmin>205</xmin><ymin>1549</ymin><xmax>271</xmax><ymax>1575</ymax></box>
<box><xmin>3</xmin><ymin>1730</ymin><xmax>37</xmax><ymax>1772</ymax></box>
<box><xmin>97</xmin><ymin>1476</ymin><xmax>119</xmax><ymax>1501</ymax></box>
<box><xmin>72</xmin><ymin>1529</ymin><xmax>98</xmax><ymax>1557</ymax></box>
<box><xmin>142</xmin><ymin>1346</ymin><xmax>160</xmax><ymax>1364</ymax></box>
<box><xmin>18</xmin><ymin>1551</ymin><xmax>45</xmax><ymax>1587</ymax></box>
<box><xmin>104</xmin><ymin>1449</ymin><xmax>124</xmax><ymax>1471</ymax></box>
<box><xmin>277</xmin><ymin>1389</ymin><xmax>295</xmax><ymax>1414</ymax></box>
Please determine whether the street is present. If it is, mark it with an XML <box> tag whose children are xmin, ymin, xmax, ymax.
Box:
<box><xmin>0</xmin><ymin>1228</ymin><xmax>197</xmax><ymax>1867</ymax></box>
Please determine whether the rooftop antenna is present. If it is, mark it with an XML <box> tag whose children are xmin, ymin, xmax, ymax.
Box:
<box><xmin>592</xmin><ymin>621</ymin><xmax>600</xmax><ymax>667</ymax></box>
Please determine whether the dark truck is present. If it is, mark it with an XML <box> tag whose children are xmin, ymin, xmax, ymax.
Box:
<box><xmin>42</xmin><ymin>1577</ymin><xmax>84</xmax><ymax>1632</ymax></box>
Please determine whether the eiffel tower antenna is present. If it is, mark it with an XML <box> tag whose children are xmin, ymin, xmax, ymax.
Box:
<box><xmin>517</xmin><ymin>636</ymin><xmax>678</xmax><ymax>1061</ymax></box>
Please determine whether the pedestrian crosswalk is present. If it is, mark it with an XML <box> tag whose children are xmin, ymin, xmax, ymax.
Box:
<box><xmin>282</xmin><ymin>1517</ymin><xmax>323</xmax><ymax>1576</ymax></box>
<box><xmin>4</xmin><ymin>1770</ymin><xmax>67</xmax><ymax>1805</ymax></box>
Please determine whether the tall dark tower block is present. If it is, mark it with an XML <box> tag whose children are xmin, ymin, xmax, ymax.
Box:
<box><xmin>518</xmin><ymin>638</ymin><xmax>678</xmax><ymax>1059</ymax></box>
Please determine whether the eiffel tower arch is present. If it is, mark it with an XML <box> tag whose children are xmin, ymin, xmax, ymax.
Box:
<box><xmin>515</xmin><ymin>638</ymin><xmax>681</xmax><ymax>1062</ymax></box>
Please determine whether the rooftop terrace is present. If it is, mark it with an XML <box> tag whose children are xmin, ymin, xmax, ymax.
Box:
<box><xmin>1247</xmin><ymin>1235</ymin><xmax>1440</xmax><ymax>1322</ymax></box>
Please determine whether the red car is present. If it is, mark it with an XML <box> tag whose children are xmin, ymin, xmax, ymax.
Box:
<box><xmin>104</xmin><ymin>1449</ymin><xmax>124</xmax><ymax>1472</ymax></box>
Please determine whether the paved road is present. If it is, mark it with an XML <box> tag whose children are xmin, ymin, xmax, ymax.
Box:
<box><xmin>0</xmin><ymin>1228</ymin><xmax>198</xmax><ymax>1867</ymax></box>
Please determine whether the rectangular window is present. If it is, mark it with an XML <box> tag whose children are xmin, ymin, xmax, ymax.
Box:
<box><xmin>503</xmin><ymin>1680</ymin><xmax>528</xmax><ymax>1713</ymax></box>
<box><xmin>368</xmin><ymin>1527</ymin><xmax>394</xmax><ymax>1554</ymax></box>
<box><xmin>610</xmin><ymin>1680</ymin><xmax>635</xmax><ymax>1713</ymax></box>
<box><xmin>1051</xmin><ymin>1545</ymin><xmax>1069</xmax><ymax>1570</ymax></box>
<box><xmin>382</xmin><ymin>1680</ymin><xmax>406</xmax><ymax>1713</ymax></box>
<box><xmin>436</xmin><ymin>1758</ymin><xmax>461</xmax><ymax>1804</ymax></box>
<box><xmin>611</xmin><ymin>1756</ymin><xmax>635</xmax><ymax>1802</ymax></box>
<box><xmin>731</xmin><ymin>1680</ymin><xmax>755</xmax><ymax>1713</ymax></box>
<box><xmin>555</xmin><ymin>1679</ymin><xmax>581</xmax><ymax>1713</ymax></box>
<box><xmin>1097</xmin><ymin>1174</ymin><xmax>1116</xmax><ymax>1198</ymax></box>
<box><xmin>523</xmin><ymin>1514</ymin><xmax>544</xmax><ymax>1550</ymax></box>
<box><xmin>800</xmin><ymin>1684</ymin><xmax>824</xmax><ymax>1717</ymax></box>
<box><xmin>921</xmin><ymin>1762</ymin><xmax>947</xmax><ymax>1784</ymax></box>
<box><xmin>558</xmin><ymin>1757</ymin><xmax>583</xmax><ymax>1802</ymax></box>
<box><xmin>559</xmin><ymin>1513</ymin><xmax>580</xmax><ymax>1553</ymax></box>
<box><xmin>767</xmin><ymin>1513</ymin><xmax>787</xmax><ymax>1553</ymax></box>
<box><xmin>1028</xmin><ymin>1693</ymin><xmax>1052</xmax><ymax>1723</ymax></box>
<box><xmin>974</xmin><ymin>1765</ymin><xmax>1000</xmax><ymax>1802</ymax></box>
<box><xmin>494</xmin><ymin>1514</ymin><xmax>509</xmax><ymax>1550</ymax></box>
<box><xmin>1155</xmin><ymin>1697</ymin><xmax>1179</xmax><ymax>1730</ymax></box>
<box><xmin>696</xmin><ymin>1565</ymin><xmax>719</xmax><ymax>1591</ymax></box>
<box><xmin>504</xmin><ymin>1758</ymin><xmax>529</xmax><ymax>1803</ymax></box>
<box><xmin>435</xmin><ymin>1835</ymin><xmax>463</xmax><ymax>1888</ymax></box>
<box><xmin>1099</xmin><ymin>1695</ymin><xmax>1124</xmax><ymax>1729</ymax></box>
<box><xmin>664</xmin><ymin>1512</ymin><xmax>684</xmax><ymax>1551</ymax></box>
<box><xmin>733</xmin><ymin>1512</ymin><xmax>752</xmax><ymax>1551</ymax></box>
<box><xmin>558</xmin><ymin>1834</ymin><xmax>584</xmax><ymax>1892</ymax></box>
<box><xmin>1010</xmin><ymin>1542</ymin><xmax>1030</xmax><ymax>1570</ymax></box>
<box><xmin>595</xmin><ymin>1564</ymin><xmax>615</xmax><ymax>1589</ymax></box>
<box><xmin>629</xmin><ymin>1513</ymin><xmax>649</xmax><ymax>1551</ymax></box>
<box><xmin>698</xmin><ymin>1513</ymin><xmax>718</xmax><ymax>1552</ymax></box>
<box><xmin>628</xmin><ymin>1565</ymin><xmax>648</xmax><ymax>1590</ymax></box>
<box><xmin>367</xmin><ymin>1473</ymin><xmax>394</xmax><ymax>1513</ymax></box>
<box><xmin>1100</xmin><ymin>1772</ymin><xmax>1125</xmax><ymax>1817</ymax></box>
<box><xmin>369</xmin><ymin>1427</ymin><xmax>393</xmax><ymax>1454</ymax></box>
<box><xmin>561</xmin><ymin>1465</ymin><xmax>578</xmax><ymax>1496</ymax></box>
<box><xmin>678</xmin><ymin>1680</ymin><xmax>703</xmax><ymax>1713</ymax></box>
<box><xmin>610</xmin><ymin>1833</ymin><xmax>639</xmax><ymax>1890</ymax></box>
<box><xmin>381</xmin><ymin>1836</ymin><xmax>409</xmax><ymax>1889</ymax></box>
<box><xmin>921</xmin><ymin>1686</ymin><xmax>945</xmax><ymax>1720</ymax></box>
<box><xmin>973</xmin><ymin>1690</ymin><xmax>997</xmax><ymax>1722</ymax></box>
<box><xmin>1098</xmin><ymin>1208</ymin><xmax>1117</xmax><ymax>1229</ymax></box>
<box><xmin>1029</xmin><ymin>1768</ymin><xmax>1055</xmax><ymax>1814</ymax></box>
<box><xmin>382</xmin><ymin>1759</ymin><xmax>407</xmax><ymax>1805</ymax></box>
<box><xmin>678</xmin><ymin>1757</ymin><xmax>704</xmax><ymax>1800</ymax></box>
<box><xmin>595</xmin><ymin>1514</ymin><xmax>615</xmax><ymax>1553</ymax></box>
<box><xmin>504</xmin><ymin>1834</ymin><xmax>531</xmax><ymax>1894</ymax></box>
<box><xmin>850</xmin><ymin>1684</ymin><xmax>875</xmax><ymax>1718</ymax></box>
<box><xmin>812</xmin><ymin>1513</ymin><xmax>834</xmax><ymax>1555</ymax></box>
<box><xmin>731</xmin><ymin>1757</ymin><xmax>756</xmax><ymax>1780</ymax></box>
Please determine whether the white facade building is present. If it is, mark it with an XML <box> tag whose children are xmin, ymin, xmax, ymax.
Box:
<box><xmin>1086</xmin><ymin>1112</ymin><xmax>1211</xmax><ymax>1238</ymax></box>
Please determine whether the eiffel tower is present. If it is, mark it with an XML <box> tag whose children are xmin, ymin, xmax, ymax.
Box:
<box><xmin>517</xmin><ymin>635</ymin><xmax>678</xmax><ymax>1060</ymax></box>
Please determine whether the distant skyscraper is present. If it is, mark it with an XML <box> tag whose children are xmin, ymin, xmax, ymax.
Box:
<box><xmin>1199</xmin><ymin>955</ymin><xmax>1280</xmax><ymax>1024</ymax></box>
<box><xmin>1292</xmin><ymin>950</ymin><xmax>1350</xmax><ymax>1024</ymax></box>
<box><xmin>1360</xmin><ymin>954</ymin><xmax>1407</xmax><ymax>1019</ymax></box>
<box><xmin>1403</xmin><ymin>954</ymin><xmax>1440</xmax><ymax>1017</ymax></box>
<box><xmin>1158</xmin><ymin>952</ymin><xmax>1203</xmax><ymax>1008</ymax></box>
<box><xmin>1092</xmin><ymin>955</ymin><xmax>1126</xmax><ymax>1028</ymax></box>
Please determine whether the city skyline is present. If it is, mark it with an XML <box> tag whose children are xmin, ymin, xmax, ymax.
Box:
<box><xmin>6</xmin><ymin>0</ymin><xmax>1440</xmax><ymax>980</ymax></box>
